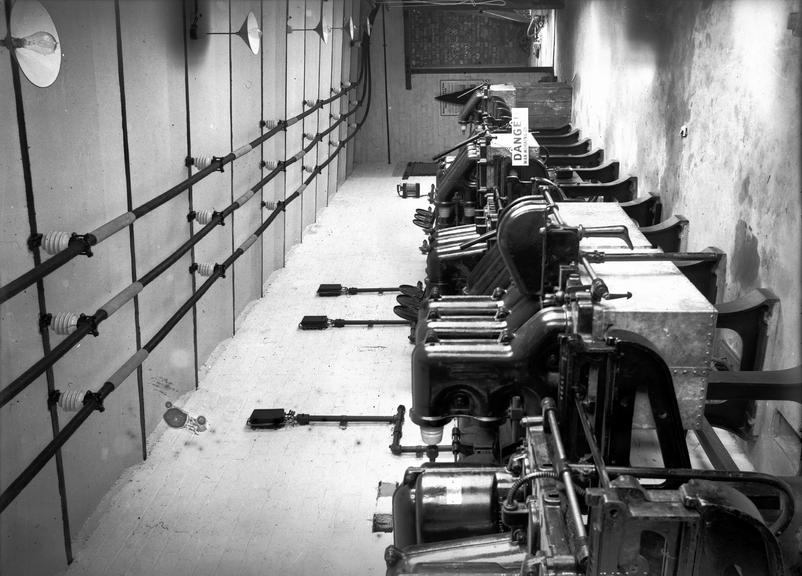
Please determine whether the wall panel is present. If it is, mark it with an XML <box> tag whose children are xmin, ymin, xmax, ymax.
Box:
<box><xmin>345</xmin><ymin>0</ymin><xmax>360</xmax><ymax>177</ymax></box>
<box><xmin>337</xmin><ymin>0</ymin><xmax>353</xmax><ymax>185</ymax></box>
<box><xmin>186</xmin><ymin>0</ymin><xmax>235</xmax><ymax>364</ymax></box>
<box><xmin>0</xmin><ymin>0</ymin><xmax>358</xmax><ymax>572</ymax></box>
<box><xmin>231</xmin><ymin>0</ymin><xmax>263</xmax><ymax>323</ymax></box>
<box><xmin>17</xmin><ymin>0</ymin><xmax>142</xmax><ymax>550</ymax></box>
<box><xmin>316</xmin><ymin>0</ymin><xmax>334</xmax><ymax>209</ymax></box>
<box><xmin>260</xmin><ymin>0</ymin><xmax>287</xmax><ymax>277</ymax></box>
<box><xmin>284</xmin><ymin>0</ymin><xmax>306</xmax><ymax>247</ymax></box>
<box><xmin>0</xmin><ymin>2</ymin><xmax>67</xmax><ymax>569</ymax></box>
<box><xmin>326</xmin><ymin>0</ymin><xmax>344</xmax><ymax>199</ymax></box>
<box><xmin>118</xmin><ymin>0</ymin><xmax>196</xmax><ymax>449</ymax></box>
<box><xmin>302</xmin><ymin>0</ymin><xmax>322</xmax><ymax>228</ymax></box>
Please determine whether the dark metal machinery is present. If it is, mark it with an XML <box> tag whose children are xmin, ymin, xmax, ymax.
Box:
<box><xmin>388</xmin><ymin>259</ymin><xmax>802</xmax><ymax>574</ymax></box>
<box><xmin>384</xmin><ymin>87</ymin><xmax>802</xmax><ymax>575</ymax></box>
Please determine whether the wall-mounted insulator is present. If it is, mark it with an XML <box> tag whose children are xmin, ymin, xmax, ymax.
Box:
<box><xmin>302</xmin><ymin>165</ymin><xmax>314</xmax><ymax>174</ymax></box>
<box><xmin>262</xmin><ymin>200</ymin><xmax>278</xmax><ymax>211</ymax></box>
<box><xmin>50</xmin><ymin>312</ymin><xmax>79</xmax><ymax>335</ymax></box>
<box><xmin>330</xmin><ymin>113</ymin><xmax>340</xmax><ymax>120</ymax></box>
<box><xmin>194</xmin><ymin>262</ymin><xmax>215</xmax><ymax>277</ymax></box>
<box><xmin>304</xmin><ymin>99</ymin><xmax>317</xmax><ymax>108</ymax></box>
<box><xmin>41</xmin><ymin>230</ymin><xmax>72</xmax><ymax>255</ymax></box>
<box><xmin>260</xmin><ymin>119</ymin><xmax>278</xmax><ymax>129</ymax></box>
<box><xmin>329</xmin><ymin>141</ymin><xmax>339</xmax><ymax>148</ymax></box>
<box><xmin>330</xmin><ymin>87</ymin><xmax>340</xmax><ymax>95</ymax></box>
<box><xmin>341</xmin><ymin>81</ymin><xmax>352</xmax><ymax>89</ymax></box>
<box><xmin>190</xmin><ymin>155</ymin><xmax>214</xmax><ymax>170</ymax></box>
<box><xmin>261</xmin><ymin>160</ymin><xmax>278</xmax><ymax>170</ymax></box>
<box><xmin>303</xmin><ymin>133</ymin><xmax>315</xmax><ymax>142</ymax></box>
<box><xmin>57</xmin><ymin>389</ymin><xmax>88</xmax><ymax>412</ymax></box>
<box><xmin>194</xmin><ymin>209</ymin><xmax>216</xmax><ymax>225</ymax></box>
<box><xmin>348</xmin><ymin>122</ymin><xmax>357</xmax><ymax>128</ymax></box>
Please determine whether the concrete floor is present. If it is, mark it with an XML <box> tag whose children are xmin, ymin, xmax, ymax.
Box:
<box><xmin>59</xmin><ymin>165</ymin><xmax>432</xmax><ymax>576</ymax></box>
<box><xmin>53</xmin><ymin>162</ymin><xmax>760</xmax><ymax>575</ymax></box>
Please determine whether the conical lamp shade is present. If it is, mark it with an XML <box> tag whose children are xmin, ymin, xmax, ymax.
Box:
<box><xmin>345</xmin><ymin>16</ymin><xmax>355</xmax><ymax>42</ymax></box>
<box><xmin>313</xmin><ymin>19</ymin><xmax>330</xmax><ymax>44</ymax></box>
<box><xmin>235</xmin><ymin>11</ymin><xmax>261</xmax><ymax>55</ymax></box>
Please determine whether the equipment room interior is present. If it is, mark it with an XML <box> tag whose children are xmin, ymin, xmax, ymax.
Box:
<box><xmin>1</xmin><ymin>0</ymin><xmax>800</xmax><ymax>574</ymax></box>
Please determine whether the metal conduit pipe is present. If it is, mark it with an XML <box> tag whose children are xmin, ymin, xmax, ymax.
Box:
<box><xmin>0</xmin><ymin>15</ymin><xmax>377</xmax><ymax>514</ymax></box>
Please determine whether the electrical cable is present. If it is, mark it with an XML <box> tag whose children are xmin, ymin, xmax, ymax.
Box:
<box><xmin>0</xmin><ymin>59</ymin><xmax>367</xmax><ymax>307</ymax></box>
<box><xmin>0</xmin><ymin>16</ymin><xmax>376</xmax><ymax>515</ymax></box>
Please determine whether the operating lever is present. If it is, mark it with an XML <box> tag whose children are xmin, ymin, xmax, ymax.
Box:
<box><xmin>316</xmin><ymin>284</ymin><xmax>401</xmax><ymax>297</ymax></box>
<box><xmin>580</xmin><ymin>256</ymin><xmax>632</xmax><ymax>302</ymax></box>
<box><xmin>577</xmin><ymin>225</ymin><xmax>633</xmax><ymax>249</ymax></box>
<box><xmin>544</xmin><ymin>224</ymin><xmax>633</xmax><ymax>250</ymax></box>
<box><xmin>299</xmin><ymin>315</ymin><xmax>409</xmax><ymax>330</ymax></box>
<box><xmin>247</xmin><ymin>405</ymin><xmax>406</xmax><ymax>431</ymax></box>
<box><xmin>431</xmin><ymin>129</ymin><xmax>493</xmax><ymax>162</ymax></box>
<box><xmin>582</xmin><ymin>251</ymin><xmax>721</xmax><ymax>263</ymax></box>
<box><xmin>459</xmin><ymin>229</ymin><xmax>496</xmax><ymax>250</ymax></box>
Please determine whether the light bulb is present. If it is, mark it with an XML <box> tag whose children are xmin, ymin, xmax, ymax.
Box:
<box><xmin>13</xmin><ymin>30</ymin><xmax>58</xmax><ymax>55</ymax></box>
